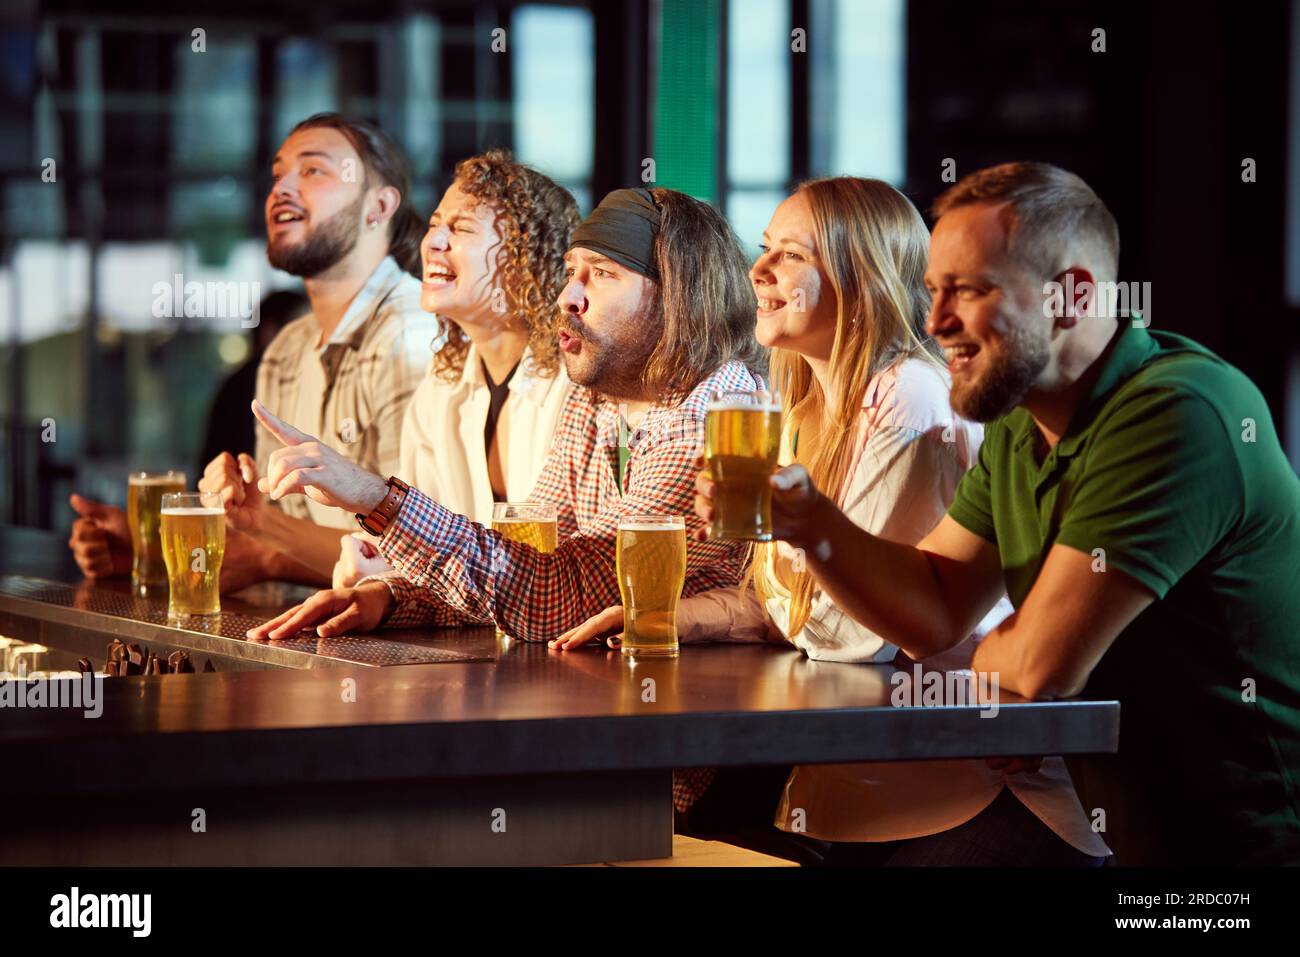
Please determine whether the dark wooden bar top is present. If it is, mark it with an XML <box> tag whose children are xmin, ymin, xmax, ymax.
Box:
<box><xmin>0</xmin><ymin>524</ymin><xmax>1121</xmax><ymax>796</ymax></box>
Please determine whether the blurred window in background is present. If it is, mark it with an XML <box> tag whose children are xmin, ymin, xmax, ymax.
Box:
<box><xmin>274</xmin><ymin>38</ymin><xmax>338</xmax><ymax>145</ymax></box>
<box><xmin>400</xmin><ymin>13</ymin><xmax>441</xmax><ymax>213</ymax></box>
<box><xmin>1</xmin><ymin>6</ymin><xmax>602</xmax><ymax>531</ymax></box>
<box><xmin>512</xmin><ymin>4</ymin><xmax>595</xmax><ymax>213</ymax></box>
<box><xmin>814</xmin><ymin>0</ymin><xmax>905</xmax><ymax>183</ymax></box>
<box><xmin>725</xmin><ymin>0</ymin><xmax>790</xmax><ymax>257</ymax></box>
<box><xmin>723</xmin><ymin>0</ymin><xmax>906</xmax><ymax>255</ymax></box>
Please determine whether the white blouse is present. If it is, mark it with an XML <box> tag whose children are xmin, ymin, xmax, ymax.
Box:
<box><xmin>680</xmin><ymin>357</ymin><xmax>1111</xmax><ymax>857</ymax></box>
<box><xmin>397</xmin><ymin>343</ymin><xmax>572</xmax><ymax>524</ymax></box>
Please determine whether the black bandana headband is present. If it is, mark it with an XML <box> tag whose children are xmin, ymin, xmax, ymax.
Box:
<box><xmin>569</xmin><ymin>187</ymin><xmax>661</xmax><ymax>281</ymax></box>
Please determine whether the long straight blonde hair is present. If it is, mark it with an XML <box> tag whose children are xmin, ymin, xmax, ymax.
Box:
<box><xmin>752</xmin><ymin>177</ymin><xmax>940</xmax><ymax>637</ymax></box>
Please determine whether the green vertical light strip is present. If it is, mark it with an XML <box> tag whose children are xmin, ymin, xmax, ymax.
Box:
<box><xmin>653</xmin><ymin>0</ymin><xmax>721</xmax><ymax>201</ymax></box>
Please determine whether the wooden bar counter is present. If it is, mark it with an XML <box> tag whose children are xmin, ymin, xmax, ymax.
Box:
<box><xmin>0</xmin><ymin>525</ymin><xmax>1119</xmax><ymax>866</ymax></box>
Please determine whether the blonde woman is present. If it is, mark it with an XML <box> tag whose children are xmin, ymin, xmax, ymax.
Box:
<box><xmin>554</xmin><ymin>177</ymin><xmax>1109</xmax><ymax>866</ymax></box>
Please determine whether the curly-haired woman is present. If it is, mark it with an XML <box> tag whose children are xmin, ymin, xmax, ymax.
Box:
<box><xmin>328</xmin><ymin>150</ymin><xmax>581</xmax><ymax>585</ymax></box>
<box><xmin>214</xmin><ymin>149</ymin><xmax>579</xmax><ymax>586</ymax></box>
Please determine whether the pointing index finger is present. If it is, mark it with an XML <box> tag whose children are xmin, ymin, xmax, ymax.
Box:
<box><xmin>252</xmin><ymin>399</ymin><xmax>310</xmax><ymax>447</ymax></box>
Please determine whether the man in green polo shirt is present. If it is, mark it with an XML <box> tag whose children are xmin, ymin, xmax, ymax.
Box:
<box><xmin>696</xmin><ymin>161</ymin><xmax>1300</xmax><ymax>864</ymax></box>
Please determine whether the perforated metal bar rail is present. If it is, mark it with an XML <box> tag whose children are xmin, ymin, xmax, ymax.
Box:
<box><xmin>0</xmin><ymin>577</ymin><xmax>490</xmax><ymax>667</ymax></box>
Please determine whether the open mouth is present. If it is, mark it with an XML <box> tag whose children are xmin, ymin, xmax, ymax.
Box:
<box><xmin>423</xmin><ymin>264</ymin><xmax>457</xmax><ymax>288</ymax></box>
<box><xmin>943</xmin><ymin>343</ymin><xmax>981</xmax><ymax>372</ymax></box>
<box><xmin>756</xmin><ymin>296</ymin><xmax>787</xmax><ymax>315</ymax></box>
<box><xmin>557</xmin><ymin>328</ymin><xmax>583</xmax><ymax>355</ymax></box>
<box><xmin>270</xmin><ymin>207</ymin><xmax>305</xmax><ymax>230</ymax></box>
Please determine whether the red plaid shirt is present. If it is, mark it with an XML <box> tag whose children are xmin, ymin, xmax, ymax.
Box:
<box><xmin>365</xmin><ymin>360</ymin><xmax>760</xmax><ymax>643</ymax></box>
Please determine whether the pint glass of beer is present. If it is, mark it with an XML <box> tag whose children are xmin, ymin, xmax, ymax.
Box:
<box><xmin>616</xmin><ymin>514</ymin><xmax>687</xmax><ymax>657</ymax></box>
<box><xmin>704</xmin><ymin>389</ymin><xmax>782</xmax><ymax>541</ymax></box>
<box><xmin>491</xmin><ymin>503</ymin><xmax>558</xmax><ymax>639</ymax></box>
<box><xmin>127</xmin><ymin>470</ymin><xmax>186</xmax><ymax>592</ymax></box>
<box><xmin>491</xmin><ymin>502</ymin><xmax>559</xmax><ymax>553</ymax></box>
<box><xmin>159</xmin><ymin>491</ymin><xmax>226</xmax><ymax>617</ymax></box>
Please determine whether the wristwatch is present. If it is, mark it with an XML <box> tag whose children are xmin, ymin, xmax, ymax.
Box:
<box><xmin>355</xmin><ymin>476</ymin><xmax>411</xmax><ymax>536</ymax></box>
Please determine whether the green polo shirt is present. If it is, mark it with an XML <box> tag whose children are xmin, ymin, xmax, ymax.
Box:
<box><xmin>948</xmin><ymin>319</ymin><xmax>1300</xmax><ymax>865</ymax></box>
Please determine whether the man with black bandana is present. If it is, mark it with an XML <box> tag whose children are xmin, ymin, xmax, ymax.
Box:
<box><xmin>246</xmin><ymin>187</ymin><xmax>767</xmax><ymax>643</ymax></box>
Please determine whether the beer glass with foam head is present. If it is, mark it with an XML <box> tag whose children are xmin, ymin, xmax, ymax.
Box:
<box><xmin>616</xmin><ymin>514</ymin><xmax>686</xmax><ymax>657</ymax></box>
<box><xmin>491</xmin><ymin>503</ymin><xmax>558</xmax><ymax>639</ymax></box>
<box><xmin>127</xmin><ymin>471</ymin><xmax>186</xmax><ymax>591</ymax></box>
<box><xmin>491</xmin><ymin>502</ymin><xmax>559</xmax><ymax>554</ymax></box>
<box><xmin>704</xmin><ymin>389</ymin><xmax>782</xmax><ymax>541</ymax></box>
<box><xmin>159</xmin><ymin>491</ymin><xmax>226</xmax><ymax>617</ymax></box>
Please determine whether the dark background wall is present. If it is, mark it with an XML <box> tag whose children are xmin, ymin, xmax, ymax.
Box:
<box><xmin>904</xmin><ymin>0</ymin><xmax>1296</xmax><ymax>454</ymax></box>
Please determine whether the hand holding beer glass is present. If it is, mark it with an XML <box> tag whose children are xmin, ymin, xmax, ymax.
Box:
<box><xmin>703</xmin><ymin>389</ymin><xmax>782</xmax><ymax>540</ymax></box>
<box><xmin>159</xmin><ymin>491</ymin><xmax>226</xmax><ymax>618</ymax></box>
<box><xmin>616</xmin><ymin>514</ymin><xmax>686</xmax><ymax>656</ymax></box>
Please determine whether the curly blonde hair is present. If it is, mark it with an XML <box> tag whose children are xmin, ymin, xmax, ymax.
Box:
<box><xmin>429</xmin><ymin>150</ymin><xmax>580</xmax><ymax>382</ymax></box>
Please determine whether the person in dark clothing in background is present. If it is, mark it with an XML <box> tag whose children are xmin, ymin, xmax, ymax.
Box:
<box><xmin>196</xmin><ymin>290</ymin><xmax>309</xmax><ymax>480</ymax></box>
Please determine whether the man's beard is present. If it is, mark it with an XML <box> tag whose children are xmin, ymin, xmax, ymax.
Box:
<box><xmin>267</xmin><ymin>193</ymin><xmax>364</xmax><ymax>278</ymax></box>
<box><xmin>949</xmin><ymin>321</ymin><xmax>1050</xmax><ymax>422</ymax></box>
<box><xmin>562</xmin><ymin>291</ymin><xmax>662</xmax><ymax>398</ymax></box>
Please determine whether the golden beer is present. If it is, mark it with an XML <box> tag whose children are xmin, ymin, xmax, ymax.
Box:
<box><xmin>159</xmin><ymin>492</ymin><xmax>226</xmax><ymax>617</ymax></box>
<box><xmin>616</xmin><ymin>515</ymin><xmax>686</xmax><ymax>656</ymax></box>
<box><xmin>704</xmin><ymin>392</ymin><xmax>782</xmax><ymax>541</ymax></box>
<box><xmin>491</xmin><ymin>503</ymin><xmax>558</xmax><ymax>640</ymax></box>
<box><xmin>127</xmin><ymin>471</ymin><xmax>186</xmax><ymax>590</ymax></box>
<box><xmin>491</xmin><ymin>503</ymin><xmax>559</xmax><ymax>554</ymax></box>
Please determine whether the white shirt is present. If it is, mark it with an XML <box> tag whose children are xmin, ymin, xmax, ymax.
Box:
<box><xmin>681</xmin><ymin>356</ymin><xmax>1111</xmax><ymax>857</ymax></box>
<box><xmin>397</xmin><ymin>343</ymin><xmax>572</xmax><ymax>524</ymax></box>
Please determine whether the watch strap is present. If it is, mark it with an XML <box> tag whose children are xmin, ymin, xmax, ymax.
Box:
<box><xmin>356</xmin><ymin>476</ymin><xmax>410</xmax><ymax>536</ymax></box>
